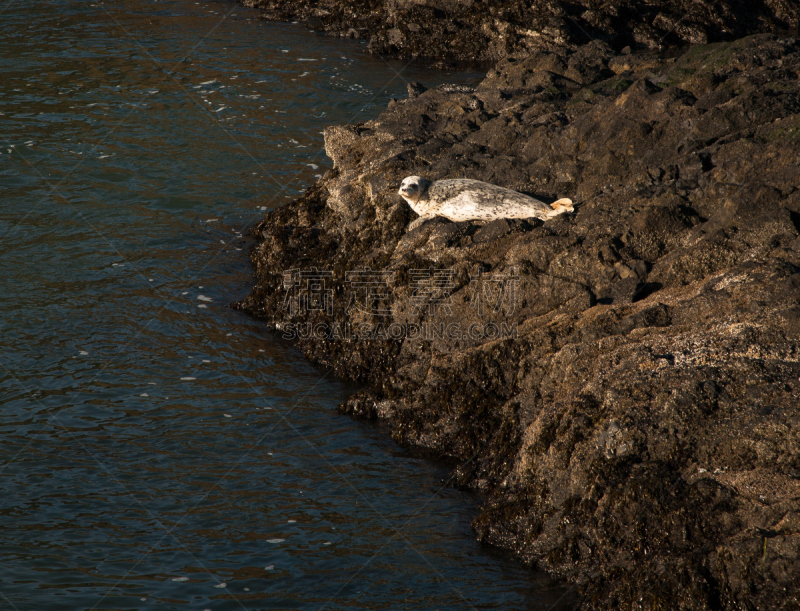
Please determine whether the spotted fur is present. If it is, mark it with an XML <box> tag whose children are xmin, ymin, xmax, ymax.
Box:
<box><xmin>398</xmin><ymin>176</ymin><xmax>573</xmax><ymax>231</ymax></box>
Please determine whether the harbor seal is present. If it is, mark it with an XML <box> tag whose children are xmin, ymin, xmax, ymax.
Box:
<box><xmin>398</xmin><ymin>176</ymin><xmax>574</xmax><ymax>231</ymax></box>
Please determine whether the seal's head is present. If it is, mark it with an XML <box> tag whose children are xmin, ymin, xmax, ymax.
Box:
<box><xmin>398</xmin><ymin>176</ymin><xmax>431</xmax><ymax>204</ymax></box>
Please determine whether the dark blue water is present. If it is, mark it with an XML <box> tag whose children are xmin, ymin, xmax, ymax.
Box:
<box><xmin>0</xmin><ymin>1</ymin><xmax>566</xmax><ymax>609</ymax></box>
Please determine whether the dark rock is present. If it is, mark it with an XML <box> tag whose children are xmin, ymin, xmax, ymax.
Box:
<box><xmin>239</xmin><ymin>34</ymin><xmax>800</xmax><ymax>610</ymax></box>
<box><xmin>240</xmin><ymin>0</ymin><xmax>800</xmax><ymax>60</ymax></box>
<box><xmin>473</xmin><ymin>218</ymin><xmax>512</xmax><ymax>243</ymax></box>
<box><xmin>407</xmin><ymin>81</ymin><xmax>428</xmax><ymax>98</ymax></box>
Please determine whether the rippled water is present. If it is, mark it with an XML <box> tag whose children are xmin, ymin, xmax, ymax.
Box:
<box><xmin>0</xmin><ymin>1</ymin><xmax>567</xmax><ymax>609</ymax></box>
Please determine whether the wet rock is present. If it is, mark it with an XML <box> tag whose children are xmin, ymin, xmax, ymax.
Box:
<box><xmin>240</xmin><ymin>0</ymin><xmax>800</xmax><ymax>60</ymax></box>
<box><xmin>406</xmin><ymin>80</ymin><xmax>428</xmax><ymax>99</ymax></box>
<box><xmin>238</xmin><ymin>34</ymin><xmax>800</xmax><ymax>609</ymax></box>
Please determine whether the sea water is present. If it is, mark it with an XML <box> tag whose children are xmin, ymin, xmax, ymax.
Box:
<box><xmin>0</xmin><ymin>1</ymin><xmax>566</xmax><ymax>609</ymax></box>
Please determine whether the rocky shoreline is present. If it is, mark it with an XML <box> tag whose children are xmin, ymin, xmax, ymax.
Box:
<box><xmin>235</xmin><ymin>2</ymin><xmax>800</xmax><ymax>608</ymax></box>
<box><xmin>242</xmin><ymin>0</ymin><xmax>798</xmax><ymax>61</ymax></box>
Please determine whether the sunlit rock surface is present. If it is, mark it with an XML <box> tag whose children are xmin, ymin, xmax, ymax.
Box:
<box><xmin>238</xmin><ymin>34</ymin><xmax>800</xmax><ymax>609</ymax></box>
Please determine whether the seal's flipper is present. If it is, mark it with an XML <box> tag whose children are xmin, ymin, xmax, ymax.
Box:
<box><xmin>549</xmin><ymin>198</ymin><xmax>574</xmax><ymax>213</ymax></box>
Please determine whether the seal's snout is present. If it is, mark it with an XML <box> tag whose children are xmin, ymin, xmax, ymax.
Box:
<box><xmin>398</xmin><ymin>182</ymin><xmax>417</xmax><ymax>197</ymax></box>
<box><xmin>398</xmin><ymin>175</ymin><xmax>424</xmax><ymax>201</ymax></box>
